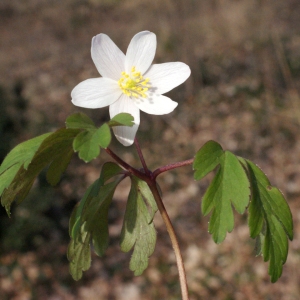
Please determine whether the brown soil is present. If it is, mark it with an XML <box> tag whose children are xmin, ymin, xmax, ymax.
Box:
<box><xmin>1</xmin><ymin>0</ymin><xmax>300</xmax><ymax>299</ymax></box>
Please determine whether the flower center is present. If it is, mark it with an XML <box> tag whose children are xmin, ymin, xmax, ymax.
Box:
<box><xmin>118</xmin><ymin>66</ymin><xmax>150</xmax><ymax>98</ymax></box>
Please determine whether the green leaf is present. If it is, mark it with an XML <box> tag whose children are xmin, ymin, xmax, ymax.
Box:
<box><xmin>1</xmin><ymin>128</ymin><xmax>80</xmax><ymax>214</ymax></box>
<box><xmin>201</xmin><ymin>151</ymin><xmax>251</xmax><ymax>243</ymax></box>
<box><xmin>67</xmin><ymin>113</ymin><xmax>112</xmax><ymax>160</ymax></box>
<box><xmin>0</xmin><ymin>165</ymin><xmax>22</xmax><ymax>199</ymax></box>
<box><xmin>67</xmin><ymin>231</ymin><xmax>91</xmax><ymax>281</ymax></box>
<box><xmin>70</xmin><ymin>164</ymin><xmax>124</xmax><ymax>241</ymax></box>
<box><xmin>99</xmin><ymin>162</ymin><xmax>124</xmax><ymax>185</ymax></box>
<box><xmin>0</xmin><ymin>133</ymin><xmax>51</xmax><ymax>196</ymax></box>
<box><xmin>242</xmin><ymin>159</ymin><xmax>293</xmax><ymax>282</ymax></box>
<box><xmin>66</xmin><ymin>112</ymin><xmax>96</xmax><ymax>130</ymax></box>
<box><xmin>193</xmin><ymin>140</ymin><xmax>224</xmax><ymax>180</ymax></box>
<box><xmin>73</xmin><ymin>130</ymin><xmax>100</xmax><ymax>162</ymax></box>
<box><xmin>72</xmin><ymin>125</ymin><xmax>112</xmax><ymax>162</ymax></box>
<box><xmin>82</xmin><ymin>181</ymin><xmax>120</xmax><ymax>256</ymax></box>
<box><xmin>120</xmin><ymin>177</ymin><xmax>157</xmax><ymax>275</ymax></box>
<box><xmin>69</xmin><ymin>180</ymin><xmax>100</xmax><ymax>241</ymax></box>
<box><xmin>96</xmin><ymin>124</ymin><xmax>111</xmax><ymax>148</ymax></box>
<box><xmin>108</xmin><ymin>113</ymin><xmax>134</xmax><ymax>127</ymax></box>
<box><xmin>136</xmin><ymin>180</ymin><xmax>158</xmax><ymax>221</ymax></box>
<box><xmin>68</xmin><ymin>164</ymin><xmax>124</xmax><ymax>280</ymax></box>
<box><xmin>46</xmin><ymin>148</ymin><xmax>73</xmax><ymax>186</ymax></box>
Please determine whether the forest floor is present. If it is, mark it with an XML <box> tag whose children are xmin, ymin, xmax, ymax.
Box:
<box><xmin>1</xmin><ymin>0</ymin><xmax>300</xmax><ymax>299</ymax></box>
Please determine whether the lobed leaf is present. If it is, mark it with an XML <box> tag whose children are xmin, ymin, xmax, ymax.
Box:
<box><xmin>46</xmin><ymin>148</ymin><xmax>73</xmax><ymax>186</ymax></box>
<box><xmin>99</xmin><ymin>162</ymin><xmax>124</xmax><ymax>185</ymax></box>
<box><xmin>82</xmin><ymin>181</ymin><xmax>120</xmax><ymax>256</ymax></box>
<box><xmin>193</xmin><ymin>140</ymin><xmax>224</xmax><ymax>180</ymax></box>
<box><xmin>200</xmin><ymin>151</ymin><xmax>251</xmax><ymax>243</ymax></box>
<box><xmin>108</xmin><ymin>113</ymin><xmax>134</xmax><ymax>127</ymax></box>
<box><xmin>0</xmin><ymin>133</ymin><xmax>51</xmax><ymax>196</ymax></box>
<box><xmin>96</xmin><ymin>124</ymin><xmax>111</xmax><ymax>148</ymax></box>
<box><xmin>72</xmin><ymin>125</ymin><xmax>112</xmax><ymax>163</ymax></box>
<box><xmin>67</xmin><ymin>231</ymin><xmax>91</xmax><ymax>281</ymax></box>
<box><xmin>69</xmin><ymin>179</ymin><xmax>100</xmax><ymax>241</ymax></box>
<box><xmin>66</xmin><ymin>112</ymin><xmax>96</xmax><ymax>130</ymax></box>
<box><xmin>136</xmin><ymin>179</ymin><xmax>158</xmax><ymax>221</ymax></box>
<box><xmin>120</xmin><ymin>177</ymin><xmax>157</xmax><ymax>275</ymax></box>
<box><xmin>0</xmin><ymin>113</ymin><xmax>114</xmax><ymax>210</ymax></box>
<box><xmin>1</xmin><ymin>129</ymin><xmax>80</xmax><ymax>214</ymax></box>
<box><xmin>73</xmin><ymin>130</ymin><xmax>101</xmax><ymax>163</ymax></box>
<box><xmin>242</xmin><ymin>159</ymin><xmax>293</xmax><ymax>282</ymax></box>
<box><xmin>68</xmin><ymin>163</ymin><xmax>124</xmax><ymax>280</ymax></box>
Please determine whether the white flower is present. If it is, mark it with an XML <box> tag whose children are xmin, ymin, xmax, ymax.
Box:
<box><xmin>71</xmin><ymin>31</ymin><xmax>191</xmax><ymax>146</ymax></box>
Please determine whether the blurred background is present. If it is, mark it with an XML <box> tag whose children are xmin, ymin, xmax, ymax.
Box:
<box><xmin>1</xmin><ymin>0</ymin><xmax>300</xmax><ymax>299</ymax></box>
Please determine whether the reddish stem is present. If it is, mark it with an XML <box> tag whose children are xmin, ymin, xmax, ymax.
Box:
<box><xmin>134</xmin><ymin>138</ymin><xmax>151</xmax><ymax>175</ymax></box>
<box><xmin>152</xmin><ymin>158</ymin><xmax>194</xmax><ymax>179</ymax></box>
<box><xmin>105</xmin><ymin>148</ymin><xmax>148</xmax><ymax>182</ymax></box>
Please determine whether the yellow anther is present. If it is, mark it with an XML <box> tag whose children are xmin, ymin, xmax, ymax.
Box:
<box><xmin>118</xmin><ymin>66</ymin><xmax>151</xmax><ymax>99</ymax></box>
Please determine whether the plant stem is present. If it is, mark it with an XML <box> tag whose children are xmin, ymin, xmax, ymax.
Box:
<box><xmin>148</xmin><ymin>182</ymin><xmax>189</xmax><ymax>300</ymax></box>
<box><xmin>153</xmin><ymin>158</ymin><xmax>194</xmax><ymax>179</ymax></box>
<box><xmin>105</xmin><ymin>146</ymin><xmax>190</xmax><ymax>299</ymax></box>
<box><xmin>105</xmin><ymin>147</ymin><xmax>148</xmax><ymax>181</ymax></box>
<box><xmin>134</xmin><ymin>138</ymin><xmax>151</xmax><ymax>175</ymax></box>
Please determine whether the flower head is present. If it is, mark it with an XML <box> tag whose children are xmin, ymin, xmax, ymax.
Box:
<box><xmin>71</xmin><ymin>31</ymin><xmax>191</xmax><ymax>146</ymax></box>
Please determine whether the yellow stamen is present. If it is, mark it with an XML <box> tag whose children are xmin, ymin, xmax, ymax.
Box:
<box><xmin>118</xmin><ymin>66</ymin><xmax>151</xmax><ymax>98</ymax></box>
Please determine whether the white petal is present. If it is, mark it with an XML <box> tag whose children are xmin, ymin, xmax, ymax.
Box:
<box><xmin>125</xmin><ymin>31</ymin><xmax>156</xmax><ymax>75</ymax></box>
<box><xmin>135</xmin><ymin>94</ymin><xmax>178</xmax><ymax>115</ymax></box>
<box><xmin>71</xmin><ymin>78</ymin><xmax>121</xmax><ymax>109</ymax></box>
<box><xmin>144</xmin><ymin>62</ymin><xmax>191</xmax><ymax>95</ymax></box>
<box><xmin>91</xmin><ymin>34</ymin><xmax>125</xmax><ymax>80</ymax></box>
<box><xmin>109</xmin><ymin>94</ymin><xmax>140</xmax><ymax>146</ymax></box>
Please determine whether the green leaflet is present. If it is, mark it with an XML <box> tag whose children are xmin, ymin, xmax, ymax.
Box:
<box><xmin>68</xmin><ymin>162</ymin><xmax>123</xmax><ymax>280</ymax></box>
<box><xmin>46</xmin><ymin>147</ymin><xmax>73</xmax><ymax>186</ymax></box>
<box><xmin>108</xmin><ymin>113</ymin><xmax>134</xmax><ymax>127</ymax></box>
<box><xmin>68</xmin><ymin>180</ymin><xmax>118</xmax><ymax>280</ymax></box>
<box><xmin>69</xmin><ymin>162</ymin><xmax>123</xmax><ymax>241</ymax></box>
<box><xmin>72</xmin><ymin>124</ymin><xmax>111</xmax><ymax>163</ymax></box>
<box><xmin>99</xmin><ymin>161</ymin><xmax>124</xmax><ymax>185</ymax></box>
<box><xmin>120</xmin><ymin>177</ymin><xmax>157</xmax><ymax>276</ymax></box>
<box><xmin>0</xmin><ymin>128</ymin><xmax>80</xmax><ymax>215</ymax></box>
<box><xmin>67</xmin><ymin>231</ymin><xmax>91</xmax><ymax>281</ymax></box>
<box><xmin>66</xmin><ymin>112</ymin><xmax>96</xmax><ymax>130</ymax></box>
<box><xmin>193</xmin><ymin>140</ymin><xmax>224</xmax><ymax>180</ymax></box>
<box><xmin>242</xmin><ymin>159</ymin><xmax>293</xmax><ymax>282</ymax></box>
<box><xmin>0</xmin><ymin>133</ymin><xmax>51</xmax><ymax>196</ymax></box>
<box><xmin>194</xmin><ymin>140</ymin><xmax>293</xmax><ymax>282</ymax></box>
<box><xmin>195</xmin><ymin>145</ymin><xmax>250</xmax><ymax>243</ymax></box>
<box><xmin>0</xmin><ymin>133</ymin><xmax>51</xmax><ymax>174</ymax></box>
<box><xmin>0</xmin><ymin>112</ymin><xmax>114</xmax><ymax>205</ymax></box>
<box><xmin>69</xmin><ymin>179</ymin><xmax>100</xmax><ymax>241</ymax></box>
<box><xmin>66</xmin><ymin>112</ymin><xmax>134</xmax><ymax>129</ymax></box>
<box><xmin>66</xmin><ymin>112</ymin><xmax>134</xmax><ymax>162</ymax></box>
<box><xmin>0</xmin><ymin>112</ymin><xmax>121</xmax><ymax>213</ymax></box>
<box><xmin>83</xmin><ymin>181</ymin><xmax>120</xmax><ymax>256</ymax></box>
